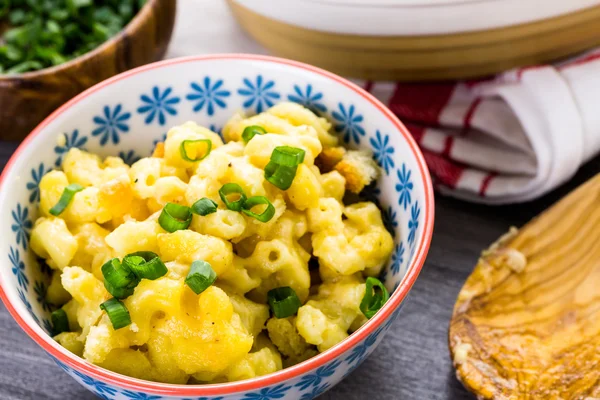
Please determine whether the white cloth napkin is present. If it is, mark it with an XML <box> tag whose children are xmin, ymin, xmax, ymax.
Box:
<box><xmin>168</xmin><ymin>0</ymin><xmax>600</xmax><ymax>204</ymax></box>
<box><xmin>358</xmin><ymin>50</ymin><xmax>600</xmax><ymax>204</ymax></box>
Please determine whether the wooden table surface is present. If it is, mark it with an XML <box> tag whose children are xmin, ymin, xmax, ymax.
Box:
<box><xmin>0</xmin><ymin>139</ymin><xmax>598</xmax><ymax>399</ymax></box>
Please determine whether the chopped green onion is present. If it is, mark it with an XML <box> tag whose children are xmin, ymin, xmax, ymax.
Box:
<box><xmin>360</xmin><ymin>277</ymin><xmax>389</xmax><ymax>319</ymax></box>
<box><xmin>270</xmin><ymin>146</ymin><xmax>305</xmax><ymax>167</ymax></box>
<box><xmin>191</xmin><ymin>198</ymin><xmax>218</xmax><ymax>216</ymax></box>
<box><xmin>51</xmin><ymin>309</ymin><xmax>69</xmax><ymax>335</ymax></box>
<box><xmin>242</xmin><ymin>125</ymin><xmax>267</xmax><ymax>143</ymax></box>
<box><xmin>263</xmin><ymin>146</ymin><xmax>305</xmax><ymax>190</ymax></box>
<box><xmin>0</xmin><ymin>1</ymin><xmax>144</xmax><ymax>74</ymax></box>
<box><xmin>242</xmin><ymin>196</ymin><xmax>275</xmax><ymax>222</ymax></box>
<box><xmin>267</xmin><ymin>287</ymin><xmax>302</xmax><ymax>318</ymax></box>
<box><xmin>180</xmin><ymin>139</ymin><xmax>212</xmax><ymax>162</ymax></box>
<box><xmin>101</xmin><ymin>258</ymin><xmax>140</xmax><ymax>299</ymax></box>
<box><xmin>185</xmin><ymin>260</ymin><xmax>217</xmax><ymax>295</ymax></box>
<box><xmin>123</xmin><ymin>251</ymin><xmax>167</xmax><ymax>280</ymax></box>
<box><xmin>100</xmin><ymin>298</ymin><xmax>131</xmax><ymax>330</ymax></box>
<box><xmin>158</xmin><ymin>203</ymin><xmax>192</xmax><ymax>232</ymax></box>
<box><xmin>49</xmin><ymin>183</ymin><xmax>84</xmax><ymax>216</ymax></box>
<box><xmin>218</xmin><ymin>183</ymin><xmax>247</xmax><ymax>212</ymax></box>
<box><xmin>264</xmin><ymin>162</ymin><xmax>298</xmax><ymax>191</ymax></box>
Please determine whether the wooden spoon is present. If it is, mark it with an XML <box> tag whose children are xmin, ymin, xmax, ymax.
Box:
<box><xmin>449</xmin><ymin>173</ymin><xmax>600</xmax><ymax>399</ymax></box>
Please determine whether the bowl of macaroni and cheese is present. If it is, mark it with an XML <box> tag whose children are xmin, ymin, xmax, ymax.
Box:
<box><xmin>0</xmin><ymin>54</ymin><xmax>434</xmax><ymax>400</ymax></box>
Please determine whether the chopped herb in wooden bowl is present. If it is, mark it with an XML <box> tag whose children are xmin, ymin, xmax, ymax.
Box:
<box><xmin>0</xmin><ymin>0</ymin><xmax>147</xmax><ymax>74</ymax></box>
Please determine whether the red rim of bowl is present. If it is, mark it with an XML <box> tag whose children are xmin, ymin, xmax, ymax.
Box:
<box><xmin>0</xmin><ymin>54</ymin><xmax>434</xmax><ymax>396</ymax></box>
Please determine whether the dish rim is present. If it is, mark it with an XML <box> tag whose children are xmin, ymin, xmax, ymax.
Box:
<box><xmin>0</xmin><ymin>53</ymin><xmax>435</xmax><ymax>396</ymax></box>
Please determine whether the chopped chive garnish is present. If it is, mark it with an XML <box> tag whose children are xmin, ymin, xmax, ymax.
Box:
<box><xmin>51</xmin><ymin>308</ymin><xmax>69</xmax><ymax>335</ymax></box>
<box><xmin>218</xmin><ymin>183</ymin><xmax>247</xmax><ymax>212</ymax></box>
<box><xmin>264</xmin><ymin>146</ymin><xmax>306</xmax><ymax>190</ymax></box>
<box><xmin>49</xmin><ymin>183</ymin><xmax>84</xmax><ymax>216</ymax></box>
<box><xmin>270</xmin><ymin>146</ymin><xmax>305</xmax><ymax>167</ymax></box>
<box><xmin>267</xmin><ymin>287</ymin><xmax>302</xmax><ymax>318</ymax></box>
<box><xmin>122</xmin><ymin>251</ymin><xmax>168</xmax><ymax>281</ymax></box>
<box><xmin>360</xmin><ymin>277</ymin><xmax>389</xmax><ymax>319</ymax></box>
<box><xmin>191</xmin><ymin>198</ymin><xmax>218</xmax><ymax>216</ymax></box>
<box><xmin>264</xmin><ymin>163</ymin><xmax>298</xmax><ymax>191</ymax></box>
<box><xmin>101</xmin><ymin>258</ymin><xmax>140</xmax><ymax>299</ymax></box>
<box><xmin>180</xmin><ymin>139</ymin><xmax>212</xmax><ymax>162</ymax></box>
<box><xmin>0</xmin><ymin>1</ymin><xmax>144</xmax><ymax>74</ymax></box>
<box><xmin>100</xmin><ymin>298</ymin><xmax>131</xmax><ymax>330</ymax></box>
<box><xmin>242</xmin><ymin>125</ymin><xmax>266</xmax><ymax>143</ymax></box>
<box><xmin>242</xmin><ymin>196</ymin><xmax>275</xmax><ymax>222</ymax></box>
<box><xmin>158</xmin><ymin>202</ymin><xmax>193</xmax><ymax>232</ymax></box>
<box><xmin>185</xmin><ymin>260</ymin><xmax>217</xmax><ymax>295</ymax></box>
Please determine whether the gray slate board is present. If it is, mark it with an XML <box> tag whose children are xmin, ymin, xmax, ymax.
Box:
<box><xmin>1</xmin><ymin>140</ymin><xmax>598</xmax><ymax>400</ymax></box>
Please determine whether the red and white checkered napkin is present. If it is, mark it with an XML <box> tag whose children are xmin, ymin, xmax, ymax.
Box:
<box><xmin>361</xmin><ymin>49</ymin><xmax>600</xmax><ymax>204</ymax></box>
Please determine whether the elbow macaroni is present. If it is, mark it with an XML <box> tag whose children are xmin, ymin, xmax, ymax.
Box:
<box><xmin>30</xmin><ymin>103</ymin><xmax>394</xmax><ymax>384</ymax></box>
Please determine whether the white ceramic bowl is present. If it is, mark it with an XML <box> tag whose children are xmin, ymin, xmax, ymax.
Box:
<box><xmin>228</xmin><ymin>1</ymin><xmax>600</xmax><ymax>81</ymax></box>
<box><xmin>0</xmin><ymin>54</ymin><xmax>434</xmax><ymax>400</ymax></box>
<box><xmin>232</xmin><ymin>0</ymin><xmax>600</xmax><ymax>35</ymax></box>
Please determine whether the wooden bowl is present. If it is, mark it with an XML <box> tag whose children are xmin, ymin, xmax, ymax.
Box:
<box><xmin>0</xmin><ymin>0</ymin><xmax>177</xmax><ymax>141</ymax></box>
<box><xmin>228</xmin><ymin>1</ymin><xmax>600</xmax><ymax>82</ymax></box>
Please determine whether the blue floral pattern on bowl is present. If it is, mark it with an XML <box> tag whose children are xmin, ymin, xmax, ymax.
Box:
<box><xmin>186</xmin><ymin>77</ymin><xmax>230</xmax><ymax>116</ymax></box>
<box><xmin>408</xmin><ymin>201</ymin><xmax>421</xmax><ymax>247</ymax></box>
<box><xmin>73</xmin><ymin>369</ymin><xmax>118</xmax><ymax>398</ymax></box>
<box><xmin>17</xmin><ymin>288</ymin><xmax>38</xmax><ymax>324</ymax></box>
<box><xmin>299</xmin><ymin>383</ymin><xmax>330</xmax><ymax>400</ymax></box>
<box><xmin>11</xmin><ymin>204</ymin><xmax>31</xmax><ymax>250</ymax></box>
<box><xmin>345</xmin><ymin>327</ymin><xmax>384</xmax><ymax>366</ymax></box>
<box><xmin>122</xmin><ymin>390</ymin><xmax>164</xmax><ymax>400</ymax></box>
<box><xmin>42</xmin><ymin>318</ymin><xmax>53</xmax><ymax>335</ymax></box>
<box><xmin>92</xmin><ymin>104</ymin><xmax>132</xmax><ymax>145</ymax></box>
<box><xmin>54</xmin><ymin>129</ymin><xmax>87</xmax><ymax>166</ymax></box>
<box><xmin>295</xmin><ymin>359</ymin><xmax>342</xmax><ymax>391</ymax></box>
<box><xmin>238</xmin><ymin>75</ymin><xmax>280</xmax><ymax>113</ymax></box>
<box><xmin>26</xmin><ymin>163</ymin><xmax>47</xmax><ymax>203</ymax></box>
<box><xmin>332</xmin><ymin>103</ymin><xmax>365</xmax><ymax>144</ymax></box>
<box><xmin>10</xmin><ymin>246</ymin><xmax>28</xmax><ymax>290</ymax></box>
<box><xmin>34</xmin><ymin>281</ymin><xmax>52</xmax><ymax>312</ymax></box>
<box><xmin>287</xmin><ymin>84</ymin><xmax>326</xmax><ymax>115</ymax></box>
<box><xmin>242</xmin><ymin>384</ymin><xmax>291</xmax><ymax>400</ymax></box>
<box><xmin>138</xmin><ymin>86</ymin><xmax>181</xmax><ymax>126</ymax></box>
<box><xmin>381</xmin><ymin>205</ymin><xmax>398</xmax><ymax>238</ymax></box>
<box><xmin>391</xmin><ymin>242</ymin><xmax>405</xmax><ymax>276</ymax></box>
<box><xmin>370</xmin><ymin>130</ymin><xmax>395</xmax><ymax>175</ymax></box>
<box><xmin>119</xmin><ymin>150</ymin><xmax>142</xmax><ymax>166</ymax></box>
<box><xmin>0</xmin><ymin>56</ymin><xmax>431</xmax><ymax>400</ymax></box>
<box><xmin>395</xmin><ymin>164</ymin><xmax>414</xmax><ymax>210</ymax></box>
